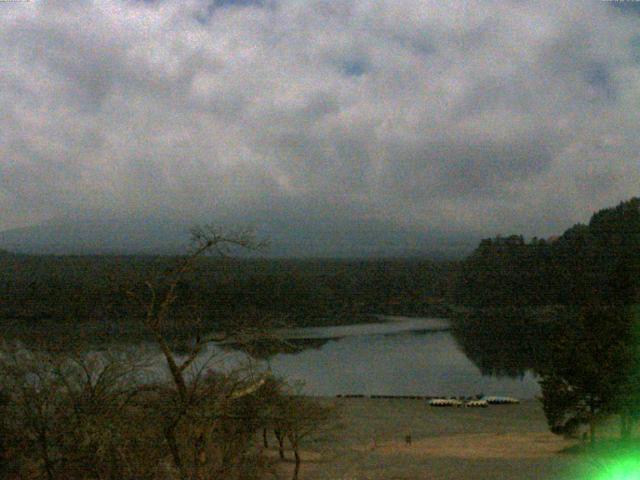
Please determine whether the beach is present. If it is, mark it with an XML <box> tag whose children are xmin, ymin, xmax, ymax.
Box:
<box><xmin>275</xmin><ymin>398</ymin><xmax>586</xmax><ymax>480</ymax></box>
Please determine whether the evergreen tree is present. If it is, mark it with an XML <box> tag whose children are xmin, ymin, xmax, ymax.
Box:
<box><xmin>539</xmin><ymin>305</ymin><xmax>635</xmax><ymax>443</ymax></box>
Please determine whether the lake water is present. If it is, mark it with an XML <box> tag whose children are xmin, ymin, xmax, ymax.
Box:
<box><xmin>211</xmin><ymin>316</ymin><xmax>541</xmax><ymax>399</ymax></box>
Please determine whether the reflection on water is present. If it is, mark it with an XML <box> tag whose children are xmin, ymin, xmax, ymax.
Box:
<box><xmin>226</xmin><ymin>316</ymin><xmax>543</xmax><ymax>399</ymax></box>
<box><xmin>450</xmin><ymin>310</ymin><xmax>552</xmax><ymax>378</ymax></box>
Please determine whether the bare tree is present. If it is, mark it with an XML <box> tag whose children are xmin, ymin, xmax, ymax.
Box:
<box><xmin>0</xmin><ymin>225</ymin><xmax>291</xmax><ymax>480</ymax></box>
<box><xmin>123</xmin><ymin>224</ymin><xmax>270</xmax><ymax>480</ymax></box>
<box><xmin>271</xmin><ymin>393</ymin><xmax>335</xmax><ymax>480</ymax></box>
<box><xmin>0</xmin><ymin>344</ymin><xmax>154</xmax><ymax>480</ymax></box>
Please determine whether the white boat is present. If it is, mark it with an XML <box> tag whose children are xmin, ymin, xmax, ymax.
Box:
<box><xmin>484</xmin><ymin>396</ymin><xmax>519</xmax><ymax>405</ymax></box>
<box><xmin>465</xmin><ymin>399</ymin><xmax>488</xmax><ymax>408</ymax></box>
<box><xmin>429</xmin><ymin>398</ymin><xmax>463</xmax><ymax>407</ymax></box>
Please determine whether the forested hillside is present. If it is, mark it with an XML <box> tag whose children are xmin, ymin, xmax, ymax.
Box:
<box><xmin>0</xmin><ymin>253</ymin><xmax>453</xmax><ymax>343</ymax></box>
<box><xmin>452</xmin><ymin>197</ymin><xmax>640</xmax><ymax>308</ymax></box>
<box><xmin>451</xmin><ymin>198</ymin><xmax>640</xmax><ymax>442</ymax></box>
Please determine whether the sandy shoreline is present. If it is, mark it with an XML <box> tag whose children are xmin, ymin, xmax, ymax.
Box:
<box><xmin>274</xmin><ymin>397</ymin><xmax>586</xmax><ymax>480</ymax></box>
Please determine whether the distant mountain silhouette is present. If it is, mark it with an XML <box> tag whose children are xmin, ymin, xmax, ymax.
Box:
<box><xmin>0</xmin><ymin>214</ymin><xmax>475</xmax><ymax>259</ymax></box>
<box><xmin>0</xmin><ymin>217</ymin><xmax>192</xmax><ymax>255</ymax></box>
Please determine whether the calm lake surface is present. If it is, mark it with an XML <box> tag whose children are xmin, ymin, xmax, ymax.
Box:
<box><xmin>212</xmin><ymin>316</ymin><xmax>541</xmax><ymax>399</ymax></box>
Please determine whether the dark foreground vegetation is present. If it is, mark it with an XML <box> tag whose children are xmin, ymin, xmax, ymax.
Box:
<box><xmin>0</xmin><ymin>344</ymin><xmax>335</xmax><ymax>480</ymax></box>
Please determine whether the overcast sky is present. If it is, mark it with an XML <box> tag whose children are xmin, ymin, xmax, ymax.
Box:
<box><xmin>1</xmin><ymin>0</ymin><xmax>639</xmax><ymax>242</ymax></box>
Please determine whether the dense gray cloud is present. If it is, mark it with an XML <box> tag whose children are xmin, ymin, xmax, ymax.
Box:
<box><xmin>1</xmin><ymin>0</ymin><xmax>640</xmax><ymax>245</ymax></box>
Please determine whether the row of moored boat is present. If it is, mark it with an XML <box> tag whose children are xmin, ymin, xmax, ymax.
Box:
<box><xmin>335</xmin><ymin>394</ymin><xmax>520</xmax><ymax>407</ymax></box>
<box><xmin>429</xmin><ymin>396</ymin><xmax>519</xmax><ymax>407</ymax></box>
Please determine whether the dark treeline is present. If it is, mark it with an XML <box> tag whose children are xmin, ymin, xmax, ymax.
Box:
<box><xmin>0</xmin><ymin>252</ymin><xmax>453</xmax><ymax>343</ymax></box>
<box><xmin>452</xmin><ymin>197</ymin><xmax>640</xmax><ymax>309</ymax></box>
<box><xmin>3</xmin><ymin>198</ymin><xmax>639</xmax><ymax>350</ymax></box>
<box><xmin>450</xmin><ymin>198</ymin><xmax>640</xmax><ymax>380</ymax></box>
<box><xmin>452</xmin><ymin>197</ymin><xmax>640</xmax><ymax>444</ymax></box>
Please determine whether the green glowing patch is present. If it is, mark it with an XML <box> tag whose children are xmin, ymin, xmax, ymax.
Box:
<box><xmin>591</xmin><ymin>455</ymin><xmax>640</xmax><ymax>480</ymax></box>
